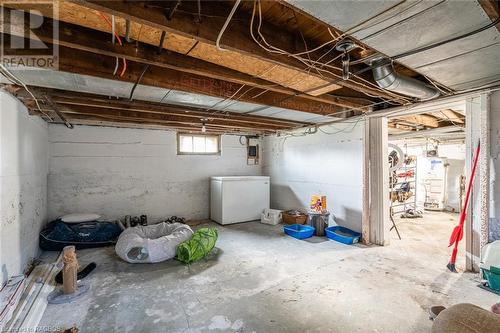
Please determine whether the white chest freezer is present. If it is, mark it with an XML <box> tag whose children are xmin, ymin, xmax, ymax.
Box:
<box><xmin>210</xmin><ymin>176</ymin><xmax>270</xmax><ymax>225</ymax></box>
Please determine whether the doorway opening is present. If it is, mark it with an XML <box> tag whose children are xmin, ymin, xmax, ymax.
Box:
<box><xmin>387</xmin><ymin>105</ymin><xmax>466</xmax><ymax>268</ymax></box>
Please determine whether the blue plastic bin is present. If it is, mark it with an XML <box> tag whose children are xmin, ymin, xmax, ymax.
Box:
<box><xmin>325</xmin><ymin>226</ymin><xmax>361</xmax><ymax>244</ymax></box>
<box><xmin>284</xmin><ymin>224</ymin><xmax>315</xmax><ymax>240</ymax></box>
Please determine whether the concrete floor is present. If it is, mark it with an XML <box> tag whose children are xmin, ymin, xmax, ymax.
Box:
<box><xmin>39</xmin><ymin>211</ymin><xmax>497</xmax><ymax>332</ymax></box>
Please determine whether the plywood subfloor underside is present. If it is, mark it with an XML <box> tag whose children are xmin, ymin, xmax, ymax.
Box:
<box><xmin>11</xmin><ymin>1</ymin><xmax>341</xmax><ymax>95</ymax></box>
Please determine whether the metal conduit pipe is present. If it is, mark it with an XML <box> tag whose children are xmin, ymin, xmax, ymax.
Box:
<box><xmin>371</xmin><ymin>58</ymin><xmax>440</xmax><ymax>101</ymax></box>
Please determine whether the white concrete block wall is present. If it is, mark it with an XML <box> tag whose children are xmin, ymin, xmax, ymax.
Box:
<box><xmin>489</xmin><ymin>90</ymin><xmax>500</xmax><ymax>241</ymax></box>
<box><xmin>0</xmin><ymin>90</ymin><xmax>49</xmax><ymax>284</ymax></box>
<box><xmin>47</xmin><ymin>125</ymin><xmax>261</xmax><ymax>222</ymax></box>
<box><xmin>262</xmin><ymin>122</ymin><xmax>364</xmax><ymax>232</ymax></box>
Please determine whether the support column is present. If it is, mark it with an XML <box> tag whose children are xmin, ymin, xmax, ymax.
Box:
<box><xmin>465</xmin><ymin>93</ymin><xmax>490</xmax><ymax>272</ymax></box>
<box><xmin>367</xmin><ymin>117</ymin><xmax>390</xmax><ymax>245</ymax></box>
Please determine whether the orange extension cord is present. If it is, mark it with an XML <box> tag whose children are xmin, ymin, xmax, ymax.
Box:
<box><xmin>98</xmin><ymin>12</ymin><xmax>127</xmax><ymax>77</ymax></box>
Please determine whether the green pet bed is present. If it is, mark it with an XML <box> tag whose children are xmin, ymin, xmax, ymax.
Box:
<box><xmin>176</xmin><ymin>228</ymin><xmax>218</xmax><ymax>264</ymax></box>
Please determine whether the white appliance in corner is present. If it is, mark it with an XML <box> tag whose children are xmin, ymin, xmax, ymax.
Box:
<box><xmin>210</xmin><ymin>176</ymin><xmax>270</xmax><ymax>225</ymax></box>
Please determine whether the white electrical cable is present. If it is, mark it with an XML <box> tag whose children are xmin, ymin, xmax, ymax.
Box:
<box><xmin>111</xmin><ymin>15</ymin><xmax>119</xmax><ymax>76</ymax></box>
<box><xmin>0</xmin><ymin>64</ymin><xmax>54</xmax><ymax>121</ymax></box>
<box><xmin>216</xmin><ymin>0</ymin><xmax>242</xmax><ymax>51</ymax></box>
<box><xmin>249</xmin><ymin>1</ymin><xmax>411</xmax><ymax>104</ymax></box>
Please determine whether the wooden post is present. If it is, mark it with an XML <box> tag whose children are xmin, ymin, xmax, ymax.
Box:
<box><xmin>62</xmin><ymin>246</ymin><xmax>78</xmax><ymax>294</ymax></box>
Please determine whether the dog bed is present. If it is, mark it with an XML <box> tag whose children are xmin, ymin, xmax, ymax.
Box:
<box><xmin>115</xmin><ymin>222</ymin><xmax>193</xmax><ymax>263</ymax></box>
<box><xmin>40</xmin><ymin>220</ymin><xmax>123</xmax><ymax>251</ymax></box>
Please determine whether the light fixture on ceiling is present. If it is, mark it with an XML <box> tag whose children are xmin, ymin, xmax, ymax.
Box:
<box><xmin>335</xmin><ymin>39</ymin><xmax>356</xmax><ymax>80</ymax></box>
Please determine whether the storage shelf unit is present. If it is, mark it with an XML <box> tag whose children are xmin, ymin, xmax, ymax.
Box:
<box><xmin>390</xmin><ymin>163</ymin><xmax>417</xmax><ymax>216</ymax></box>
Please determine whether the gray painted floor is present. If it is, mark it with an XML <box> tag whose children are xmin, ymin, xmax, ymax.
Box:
<box><xmin>39</xmin><ymin>212</ymin><xmax>498</xmax><ymax>332</ymax></box>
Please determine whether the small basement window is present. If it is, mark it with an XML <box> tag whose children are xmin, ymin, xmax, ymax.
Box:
<box><xmin>177</xmin><ymin>133</ymin><xmax>220</xmax><ymax>155</ymax></box>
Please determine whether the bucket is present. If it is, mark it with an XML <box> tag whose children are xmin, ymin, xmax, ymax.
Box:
<box><xmin>307</xmin><ymin>212</ymin><xmax>330</xmax><ymax>236</ymax></box>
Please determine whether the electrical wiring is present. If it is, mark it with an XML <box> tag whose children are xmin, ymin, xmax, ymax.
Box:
<box><xmin>209</xmin><ymin>86</ymin><xmax>259</xmax><ymax>115</ymax></box>
<box><xmin>340</xmin><ymin>0</ymin><xmax>413</xmax><ymax>38</ymax></box>
<box><xmin>159</xmin><ymin>89</ymin><xmax>172</xmax><ymax>103</ymax></box>
<box><xmin>277</xmin><ymin>116</ymin><xmax>366</xmax><ymax>151</ymax></box>
<box><xmin>251</xmin><ymin>1</ymin><xmax>331</xmax><ymax>75</ymax></box>
<box><xmin>247</xmin><ymin>0</ymin><xmax>461</xmax><ymax>108</ymax></box>
<box><xmin>317</xmin><ymin>115</ymin><xmax>364</xmax><ymax>135</ymax></box>
<box><xmin>396</xmin><ymin>18</ymin><xmax>500</xmax><ymax>60</ymax></box>
<box><xmin>249</xmin><ymin>2</ymin><xmax>392</xmax><ymax>102</ymax></box>
<box><xmin>422</xmin><ymin>74</ymin><xmax>453</xmax><ymax>96</ymax></box>
<box><xmin>252</xmin><ymin>2</ymin><xmax>412</xmax><ymax>104</ymax></box>
<box><xmin>111</xmin><ymin>15</ymin><xmax>116</xmax><ymax>45</ymax></box>
<box><xmin>129</xmin><ymin>64</ymin><xmax>150</xmax><ymax>101</ymax></box>
<box><xmin>360</xmin><ymin>0</ymin><xmax>446</xmax><ymax>43</ymax></box>
<box><xmin>111</xmin><ymin>15</ymin><xmax>119</xmax><ymax>76</ymax></box>
<box><xmin>356</xmin><ymin>16</ymin><xmax>500</xmax><ymax>65</ymax></box>
<box><xmin>98</xmin><ymin>12</ymin><xmax>127</xmax><ymax>77</ymax></box>
<box><xmin>0</xmin><ymin>64</ymin><xmax>54</xmax><ymax>121</ymax></box>
<box><xmin>216</xmin><ymin>0</ymin><xmax>242</xmax><ymax>51</ymax></box>
<box><xmin>205</xmin><ymin>84</ymin><xmax>246</xmax><ymax>113</ymax></box>
<box><xmin>251</xmin><ymin>0</ymin><xmax>500</xmax><ymax>108</ymax></box>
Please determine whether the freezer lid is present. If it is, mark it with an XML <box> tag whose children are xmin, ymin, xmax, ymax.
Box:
<box><xmin>210</xmin><ymin>176</ymin><xmax>270</xmax><ymax>181</ymax></box>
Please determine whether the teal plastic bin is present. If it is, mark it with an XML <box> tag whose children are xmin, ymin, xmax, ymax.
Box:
<box><xmin>482</xmin><ymin>266</ymin><xmax>500</xmax><ymax>292</ymax></box>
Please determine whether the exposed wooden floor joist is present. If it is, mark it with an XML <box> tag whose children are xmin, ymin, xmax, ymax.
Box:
<box><xmin>11</xmin><ymin>87</ymin><xmax>306</xmax><ymax>134</ymax></box>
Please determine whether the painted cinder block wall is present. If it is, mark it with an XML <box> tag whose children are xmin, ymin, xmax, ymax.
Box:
<box><xmin>489</xmin><ymin>90</ymin><xmax>500</xmax><ymax>241</ymax></box>
<box><xmin>0</xmin><ymin>91</ymin><xmax>49</xmax><ymax>284</ymax></box>
<box><xmin>262</xmin><ymin>122</ymin><xmax>364</xmax><ymax>233</ymax></box>
<box><xmin>47</xmin><ymin>125</ymin><xmax>262</xmax><ymax>222</ymax></box>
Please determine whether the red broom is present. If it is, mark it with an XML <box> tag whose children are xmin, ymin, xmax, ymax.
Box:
<box><xmin>447</xmin><ymin>142</ymin><xmax>480</xmax><ymax>272</ymax></box>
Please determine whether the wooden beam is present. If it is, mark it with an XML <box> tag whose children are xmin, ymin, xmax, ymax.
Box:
<box><xmin>387</xmin><ymin>122</ymin><xmax>415</xmax><ymax>131</ymax></box>
<box><xmin>32</xmin><ymin>110</ymin><xmax>241</xmax><ymax>134</ymax></box>
<box><xmin>64</xmin><ymin>0</ymin><xmax>403</xmax><ymax>101</ymax></box>
<box><xmin>479</xmin><ymin>0</ymin><xmax>500</xmax><ymax>31</ymax></box>
<box><xmin>393</xmin><ymin>114</ymin><xmax>440</xmax><ymax>128</ymax></box>
<box><xmin>3</xmin><ymin>38</ymin><xmax>348</xmax><ymax>116</ymax></box>
<box><xmin>2</xmin><ymin>10</ymin><xmax>365</xmax><ymax>110</ymax></box>
<box><xmin>433</xmin><ymin>109</ymin><xmax>465</xmax><ymax>124</ymax></box>
<box><xmin>14</xmin><ymin>87</ymin><xmax>304</xmax><ymax>129</ymax></box>
<box><xmin>42</xmin><ymin>95</ymin><xmax>74</xmax><ymax>128</ymax></box>
<box><xmin>31</xmin><ymin>108</ymin><xmax>279</xmax><ymax>134</ymax></box>
<box><xmin>32</xmin><ymin>105</ymin><xmax>285</xmax><ymax>132</ymax></box>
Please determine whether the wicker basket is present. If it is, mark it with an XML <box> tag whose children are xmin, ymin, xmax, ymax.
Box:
<box><xmin>282</xmin><ymin>210</ymin><xmax>308</xmax><ymax>225</ymax></box>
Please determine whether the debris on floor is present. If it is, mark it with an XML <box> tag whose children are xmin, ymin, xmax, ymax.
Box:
<box><xmin>400</xmin><ymin>209</ymin><xmax>423</xmax><ymax>218</ymax></box>
<box><xmin>61</xmin><ymin>325</ymin><xmax>79</xmax><ymax>333</ymax></box>
<box><xmin>0</xmin><ymin>275</ymin><xmax>25</xmax><ymax>330</ymax></box>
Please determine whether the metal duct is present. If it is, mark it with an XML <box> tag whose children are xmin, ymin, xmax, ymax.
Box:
<box><xmin>371</xmin><ymin>58</ymin><xmax>440</xmax><ymax>101</ymax></box>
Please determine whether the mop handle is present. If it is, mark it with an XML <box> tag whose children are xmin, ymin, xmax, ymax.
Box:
<box><xmin>458</xmin><ymin>143</ymin><xmax>480</xmax><ymax>228</ymax></box>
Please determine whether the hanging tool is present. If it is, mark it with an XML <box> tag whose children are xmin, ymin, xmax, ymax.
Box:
<box><xmin>447</xmin><ymin>141</ymin><xmax>480</xmax><ymax>272</ymax></box>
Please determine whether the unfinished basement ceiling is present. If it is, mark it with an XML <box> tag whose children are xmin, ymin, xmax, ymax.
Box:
<box><xmin>1</xmin><ymin>0</ymin><xmax>498</xmax><ymax>133</ymax></box>
<box><xmin>288</xmin><ymin>0</ymin><xmax>500</xmax><ymax>91</ymax></box>
<box><xmin>0</xmin><ymin>68</ymin><xmax>338</xmax><ymax>124</ymax></box>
